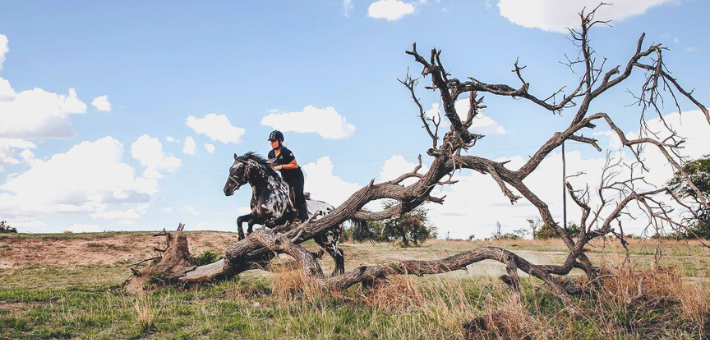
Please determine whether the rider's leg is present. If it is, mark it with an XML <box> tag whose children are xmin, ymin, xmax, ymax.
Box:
<box><xmin>290</xmin><ymin>174</ymin><xmax>308</xmax><ymax>221</ymax></box>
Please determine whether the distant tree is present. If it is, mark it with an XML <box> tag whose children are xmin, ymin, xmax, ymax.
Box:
<box><xmin>0</xmin><ymin>221</ymin><xmax>17</xmax><ymax>233</ymax></box>
<box><xmin>344</xmin><ymin>203</ymin><xmax>437</xmax><ymax>246</ymax></box>
<box><xmin>379</xmin><ymin>202</ymin><xmax>437</xmax><ymax>246</ymax></box>
<box><xmin>668</xmin><ymin>155</ymin><xmax>710</xmax><ymax>238</ymax></box>
<box><xmin>528</xmin><ymin>218</ymin><xmax>579</xmax><ymax>239</ymax></box>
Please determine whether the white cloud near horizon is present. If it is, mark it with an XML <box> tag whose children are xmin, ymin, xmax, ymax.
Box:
<box><xmin>261</xmin><ymin>105</ymin><xmax>356</xmax><ymax>140</ymax></box>
<box><xmin>204</xmin><ymin>143</ymin><xmax>215</xmax><ymax>153</ymax></box>
<box><xmin>186</xmin><ymin>113</ymin><xmax>245</xmax><ymax>144</ymax></box>
<box><xmin>368</xmin><ymin>0</ymin><xmax>416</xmax><ymax>20</ymax></box>
<box><xmin>65</xmin><ymin>223</ymin><xmax>102</xmax><ymax>233</ymax></box>
<box><xmin>497</xmin><ymin>0</ymin><xmax>678</xmax><ymax>33</ymax></box>
<box><xmin>0</xmin><ymin>137</ymin><xmax>159</xmax><ymax>224</ymax></box>
<box><xmin>91</xmin><ymin>95</ymin><xmax>111</xmax><ymax>112</ymax></box>
<box><xmin>183</xmin><ymin>136</ymin><xmax>197</xmax><ymax>156</ymax></box>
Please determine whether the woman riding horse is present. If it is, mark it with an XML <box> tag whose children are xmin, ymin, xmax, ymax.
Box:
<box><xmin>223</xmin><ymin>150</ymin><xmax>348</xmax><ymax>276</ymax></box>
<box><xmin>267</xmin><ymin>130</ymin><xmax>308</xmax><ymax>222</ymax></box>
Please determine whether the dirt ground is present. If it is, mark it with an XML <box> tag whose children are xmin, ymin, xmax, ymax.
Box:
<box><xmin>0</xmin><ymin>231</ymin><xmax>241</xmax><ymax>269</ymax></box>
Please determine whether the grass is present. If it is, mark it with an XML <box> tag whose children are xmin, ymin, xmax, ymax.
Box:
<box><xmin>0</xmin><ymin>234</ymin><xmax>708</xmax><ymax>339</ymax></box>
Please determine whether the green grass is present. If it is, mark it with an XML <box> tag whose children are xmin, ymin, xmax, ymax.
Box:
<box><xmin>0</xmin><ymin>234</ymin><xmax>708</xmax><ymax>339</ymax></box>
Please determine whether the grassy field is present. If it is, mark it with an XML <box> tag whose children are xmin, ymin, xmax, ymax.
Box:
<box><xmin>1</xmin><ymin>232</ymin><xmax>709</xmax><ymax>339</ymax></box>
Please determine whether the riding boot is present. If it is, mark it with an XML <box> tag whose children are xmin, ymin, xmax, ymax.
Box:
<box><xmin>298</xmin><ymin>202</ymin><xmax>309</xmax><ymax>222</ymax></box>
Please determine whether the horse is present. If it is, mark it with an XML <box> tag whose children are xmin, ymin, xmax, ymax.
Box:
<box><xmin>223</xmin><ymin>151</ymin><xmax>350</xmax><ymax>276</ymax></box>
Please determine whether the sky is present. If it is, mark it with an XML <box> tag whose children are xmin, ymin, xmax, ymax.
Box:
<box><xmin>0</xmin><ymin>0</ymin><xmax>708</xmax><ymax>239</ymax></box>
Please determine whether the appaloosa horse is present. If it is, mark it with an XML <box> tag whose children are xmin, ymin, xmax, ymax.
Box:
<box><xmin>223</xmin><ymin>152</ymin><xmax>350</xmax><ymax>276</ymax></box>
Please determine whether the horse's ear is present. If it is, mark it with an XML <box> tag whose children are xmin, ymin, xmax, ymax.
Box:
<box><xmin>234</xmin><ymin>153</ymin><xmax>238</xmax><ymax>160</ymax></box>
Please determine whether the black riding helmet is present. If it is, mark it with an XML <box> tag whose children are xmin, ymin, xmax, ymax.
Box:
<box><xmin>268</xmin><ymin>130</ymin><xmax>284</xmax><ymax>142</ymax></box>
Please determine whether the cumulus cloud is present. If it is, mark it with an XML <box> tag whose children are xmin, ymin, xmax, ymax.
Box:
<box><xmin>368</xmin><ymin>0</ymin><xmax>416</xmax><ymax>20</ymax></box>
<box><xmin>0</xmin><ymin>78</ymin><xmax>15</xmax><ymax>101</ymax></box>
<box><xmin>379</xmin><ymin>155</ymin><xmax>429</xmax><ymax>186</ymax></box>
<box><xmin>65</xmin><ymin>223</ymin><xmax>102</xmax><ymax>233</ymax></box>
<box><xmin>0</xmin><ymin>34</ymin><xmax>7</xmax><ymax>71</ymax></box>
<box><xmin>0</xmin><ymin>37</ymin><xmax>89</xmax><ymax>144</ymax></box>
<box><xmin>497</xmin><ymin>0</ymin><xmax>677</xmax><ymax>33</ymax></box>
<box><xmin>186</xmin><ymin>113</ymin><xmax>245</xmax><ymax>144</ymax></box>
<box><xmin>302</xmin><ymin>157</ymin><xmax>362</xmax><ymax>207</ymax></box>
<box><xmin>0</xmin><ymin>138</ymin><xmax>36</xmax><ymax>171</ymax></box>
<box><xmin>204</xmin><ymin>143</ymin><xmax>215</xmax><ymax>153</ymax></box>
<box><xmin>183</xmin><ymin>136</ymin><xmax>197</xmax><ymax>156</ymax></box>
<box><xmin>0</xmin><ymin>137</ymin><xmax>158</xmax><ymax>219</ymax></box>
<box><xmin>454</xmin><ymin>99</ymin><xmax>507</xmax><ymax>135</ymax></box>
<box><xmin>261</xmin><ymin>105</ymin><xmax>356</xmax><ymax>139</ymax></box>
<box><xmin>131</xmin><ymin>135</ymin><xmax>182</xmax><ymax>178</ymax></box>
<box><xmin>0</xmin><ymin>87</ymin><xmax>87</xmax><ymax>139</ymax></box>
<box><xmin>424</xmin><ymin>100</ymin><xmax>507</xmax><ymax>135</ymax></box>
<box><xmin>91</xmin><ymin>95</ymin><xmax>111</xmax><ymax>112</ymax></box>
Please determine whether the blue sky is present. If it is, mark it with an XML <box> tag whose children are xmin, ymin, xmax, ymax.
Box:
<box><xmin>0</xmin><ymin>0</ymin><xmax>708</xmax><ymax>238</ymax></box>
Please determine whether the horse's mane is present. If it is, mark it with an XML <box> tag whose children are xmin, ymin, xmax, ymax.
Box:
<box><xmin>237</xmin><ymin>151</ymin><xmax>278</xmax><ymax>176</ymax></box>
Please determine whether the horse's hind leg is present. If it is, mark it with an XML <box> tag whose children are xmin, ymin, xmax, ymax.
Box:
<box><xmin>247</xmin><ymin>220</ymin><xmax>255</xmax><ymax>235</ymax></box>
<box><xmin>314</xmin><ymin>225</ymin><xmax>344</xmax><ymax>276</ymax></box>
<box><xmin>236</xmin><ymin>214</ymin><xmax>253</xmax><ymax>240</ymax></box>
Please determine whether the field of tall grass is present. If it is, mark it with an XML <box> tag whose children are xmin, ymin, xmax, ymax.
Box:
<box><xmin>1</xmin><ymin>233</ymin><xmax>708</xmax><ymax>339</ymax></box>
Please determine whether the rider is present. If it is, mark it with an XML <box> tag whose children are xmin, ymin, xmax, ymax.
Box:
<box><xmin>267</xmin><ymin>130</ymin><xmax>308</xmax><ymax>221</ymax></box>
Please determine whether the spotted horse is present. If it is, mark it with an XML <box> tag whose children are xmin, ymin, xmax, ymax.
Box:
<box><xmin>223</xmin><ymin>152</ymin><xmax>359</xmax><ymax>276</ymax></box>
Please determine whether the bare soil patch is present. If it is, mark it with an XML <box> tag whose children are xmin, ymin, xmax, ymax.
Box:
<box><xmin>0</xmin><ymin>231</ymin><xmax>240</xmax><ymax>269</ymax></box>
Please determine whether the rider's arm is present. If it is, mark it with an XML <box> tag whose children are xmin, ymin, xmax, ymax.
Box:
<box><xmin>277</xmin><ymin>159</ymin><xmax>298</xmax><ymax>170</ymax></box>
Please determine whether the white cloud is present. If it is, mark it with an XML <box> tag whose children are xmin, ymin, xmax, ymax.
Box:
<box><xmin>193</xmin><ymin>221</ymin><xmax>209</xmax><ymax>230</ymax></box>
<box><xmin>165</xmin><ymin>136</ymin><xmax>177</xmax><ymax>143</ymax></box>
<box><xmin>424</xmin><ymin>100</ymin><xmax>507</xmax><ymax>135</ymax></box>
<box><xmin>91</xmin><ymin>95</ymin><xmax>111</xmax><ymax>112</ymax></box>
<box><xmin>204</xmin><ymin>143</ymin><xmax>215</xmax><ymax>153</ymax></box>
<box><xmin>302</xmin><ymin>157</ymin><xmax>362</xmax><ymax>207</ymax></box>
<box><xmin>0</xmin><ymin>34</ymin><xmax>8</xmax><ymax>71</ymax></box>
<box><xmin>0</xmin><ymin>86</ymin><xmax>87</xmax><ymax>139</ymax></box>
<box><xmin>186</xmin><ymin>113</ymin><xmax>245</xmax><ymax>144</ymax></box>
<box><xmin>66</xmin><ymin>223</ymin><xmax>102</xmax><ymax>233</ymax></box>
<box><xmin>0</xmin><ymin>137</ymin><xmax>159</xmax><ymax>217</ymax></box>
<box><xmin>497</xmin><ymin>0</ymin><xmax>677</xmax><ymax>33</ymax></box>
<box><xmin>343</xmin><ymin>0</ymin><xmax>354</xmax><ymax>16</ymax></box>
<box><xmin>0</xmin><ymin>138</ymin><xmax>36</xmax><ymax>171</ymax></box>
<box><xmin>183</xmin><ymin>136</ymin><xmax>197</xmax><ymax>156</ymax></box>
<box><xmin>0</xmin><ymin>77</ymin><xmax>15</xmax><ymax>101</ymax></box>
<box><xmin>368</xmin><ymin>0</ymin><xmax>416</xmax><ymax>20</ymax></box>
<box><xmin>454</xmin><ymin>98</ymin><xmax>507</xmax><ymax>135</ymax></box>
<box><xmin>423</xmin><ymin>109</ymin><xmax>710</xmax><ymax>239</ymax></box>
<box><xmin>261</xmin><ymin>105</ymin><xmax>355</xmax><ymax>139</ymax></box>
<box><xmin>379</xmin><ymin>155</ymin><xmax>429</xmax><ymax>186</ymax></box>
<box><xmin>131</xmin><ymin>134</ymin><xmax>182</xmax><ymax>178</ymax></box>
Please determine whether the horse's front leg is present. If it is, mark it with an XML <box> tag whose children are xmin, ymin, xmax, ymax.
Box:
<box><xmin>236</xmin><ymin>214</ymin><xmax>253</xmax><ymax>240</ymax></box>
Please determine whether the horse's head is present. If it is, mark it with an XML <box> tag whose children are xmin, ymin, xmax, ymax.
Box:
<box><xmin>224</xmin><ymin>152</ymin><xmax>273</xmax><ymax>196</ymax></box>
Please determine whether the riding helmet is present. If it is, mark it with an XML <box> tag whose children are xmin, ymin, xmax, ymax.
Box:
<box><xmin>268</xmin><ymin>130</ymin><xmax>284</xmax><ymax>142</ymax></box>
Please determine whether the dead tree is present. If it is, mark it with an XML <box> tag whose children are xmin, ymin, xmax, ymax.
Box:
<box><xmin>126</xmin><ymin>6</ymin><xmax>708</xmax><ymax>310</ymax></box>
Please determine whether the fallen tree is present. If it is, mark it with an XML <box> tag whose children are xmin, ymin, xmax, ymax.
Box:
<box><xmin>125</xmin><ymin>5</ymin><xmax>709</xmax><ymax>313</ymax></box>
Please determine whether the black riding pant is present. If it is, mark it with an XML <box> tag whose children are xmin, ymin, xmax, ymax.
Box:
<box><xmin>283</xmin><ymin>169</ymin><xmax>307</xmax><ymax>219</ymax></box>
